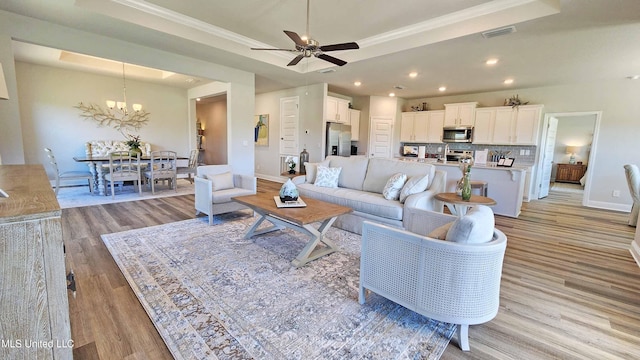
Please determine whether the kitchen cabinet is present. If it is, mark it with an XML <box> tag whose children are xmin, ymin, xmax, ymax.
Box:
<box><xmin>400</xmin><ymin>112</ymin><xmax>428</xmax><ymax>142</ymax></box>
<box><xmin>349</xmin><ymin>109</ymin><xmax>360</xmax><ymax>141</ymax></box>
<box><xmin>444</xmin><ymin>102</ymin><xmax>477</xmax><ymax>127</ymax></box>
<box><xmin>401</xmin><ymin>111</ymin><xmax>444</xmax><ymax>143</ymax></box>
<box><xmin>325</xmin><ymin>96</ymin><xmax>349</xmax><ymax>124</ymax></box>
<box><xmin>555</xmin><ymin>163</ymin><xmax>586</xmax><ymax>183</ymax></box>
<box><xmin>0</xmin><ymin>165</ymin><xmax>72</xmax><ymax>360</ymax></box>
<box><xmin>472</xmin><ymin>105</ymin><xmax>543</xmax><ymax>145</ymax></box>
<box><xmin>425</xmin><ymin>110</ymin><xmax>445</xmax><ymax>143</ymax></box>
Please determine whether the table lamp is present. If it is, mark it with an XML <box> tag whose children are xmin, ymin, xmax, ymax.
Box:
<box><xmin>566</xmin><ymin>146</ymin><xmax>579</xmax><ymax>164</ymax></box>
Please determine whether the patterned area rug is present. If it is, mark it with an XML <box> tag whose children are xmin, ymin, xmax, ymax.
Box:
<box><xmin>102</xmin><ymin>216</ymin><xmax>455</xmax><ymax>359</ymax></box>
<box><xmin>56</xmin><ymin>179</ymin><xmax>194</xmax><ymax>209</ymax></box>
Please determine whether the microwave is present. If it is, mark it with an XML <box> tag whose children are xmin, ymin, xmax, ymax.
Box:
<box><xmin>442</xmin><ymin>126</ymin><xmax>473</xmax><ymax>143</ymax></box>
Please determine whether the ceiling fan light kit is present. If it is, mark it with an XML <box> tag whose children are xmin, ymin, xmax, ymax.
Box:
<box><xmin>251</xmin><ymin>0</ymin><xmax>359</xmax><ymax>67</ymax></box>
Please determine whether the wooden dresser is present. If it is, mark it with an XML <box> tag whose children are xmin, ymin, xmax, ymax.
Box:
<box><xmin>0</xmin><ymin>165</ymin><xmax>72</xmax><ymax>359</ymax></box>
<box><xmin>555</xmin><ymin>163</ymin><xmax>587</xmax><ymax>184</ymax></box>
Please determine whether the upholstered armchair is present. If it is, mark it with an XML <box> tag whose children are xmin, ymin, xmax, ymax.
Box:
<box><xmin>359</xmin><ymin>206</ymin><xmax>507</xmax><ymax>351</ymax></box>
<box><xmin>624</xmin><ymin>164</ymin><xmax>640</xmax><ymax>226</ymax></box>
<box><xmin>195</xmin><ymin>165</ymin><xmax>256</xmax><ymax>225</ymax></box>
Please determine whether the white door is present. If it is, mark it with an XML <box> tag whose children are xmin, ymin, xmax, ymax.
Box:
<box><xmin>369</xmin><ymin>116</ymin><xmax>394</xmax><ymax>158</ymax></box>
<box><xmin>538</xmin><ymin>116</ymin><xmax>558</xmax><ymax>198</ymax></box>
<box><xmin>280</xmin><ymin>96</ymin><xmax>299</xmax><ymax>155</ymax></box>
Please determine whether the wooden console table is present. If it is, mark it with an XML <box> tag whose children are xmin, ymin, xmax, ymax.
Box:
<box><xmin>0</xmin><ymin>165</ymin><xmax>72</xmax><ymax>359</ymax></box>
<box><xmin>556</xmin><ymin>163</ymin><xmax>587</xmax><ymax>184</ymax></box>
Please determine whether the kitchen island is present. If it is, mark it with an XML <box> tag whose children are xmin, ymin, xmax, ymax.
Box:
<box><xmin>400</xmin><ymin>158</ymin><xmax>526</xmax><ymax>217</ymax></box>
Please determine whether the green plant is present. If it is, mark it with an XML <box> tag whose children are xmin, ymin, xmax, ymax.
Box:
<box><xmin>126</xmin><ymin>135</ymin><xmax>141</xmax><ymax>149</ymax></box>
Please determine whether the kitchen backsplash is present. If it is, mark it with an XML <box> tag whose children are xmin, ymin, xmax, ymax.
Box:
<box><xmin>400</xmin><ymin>143</ymin><xmax>537</xmax><ymax>166</ymax></box>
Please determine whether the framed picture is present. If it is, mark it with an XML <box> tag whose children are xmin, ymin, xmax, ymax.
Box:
<box><xmin>502</xmin><ymin>157</ymin><xmax>515</xmax><ymax>167</ymax></box>
<box><xmin>254</xmin><ymin>114</ymin><xmax>269</xmax><ymax>146</ymax></box>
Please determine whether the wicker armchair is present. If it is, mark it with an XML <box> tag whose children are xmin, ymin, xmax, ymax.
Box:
<box><xmin>359</xmin><ymin>207</ymin><xmax>507</xmax><ymax>351</ymax></box>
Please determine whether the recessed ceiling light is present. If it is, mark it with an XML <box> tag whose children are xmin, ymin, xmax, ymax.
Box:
<box><xmin>354</xmin><ymin>81</ymin><xmax>361</xmax><ymax>86</ymax></box>
<box><xmin>627</xmin><ymin>75</ymin><xmax>640</xmax><ymax>80</ymax></box>
<box><xmin>486</xmin><ymin>59</ymin><xmax>498</xmax><ymax>65</ymax></box>
<box><xmin>389</xmin><ymin>92</ymin><xmax>396</xmax><ymax>97</ymax></box>
<box><xmin>438</xmin><ymin>86</ymin><xmax>446</xmax><ymax>92</ymax></box>
<box><xmin>196</xmin><ymin>98</ymin><xmax>201</xmax><ymax>101</ymax></box>
<box><xmin>504</xmin><ymin>79</ymin><xmax>514</xmax><ymax>85</ymax></box>
<box><xmin>409</xmin><ymin>72</ymin><xmax>418</xmax><ymax>78</ymax></box>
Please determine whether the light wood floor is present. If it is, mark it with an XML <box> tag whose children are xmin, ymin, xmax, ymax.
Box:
<box><xmin>62</xmin><ymin>179</ymin><xmax>640</xmax><ymax>359</ymax></box>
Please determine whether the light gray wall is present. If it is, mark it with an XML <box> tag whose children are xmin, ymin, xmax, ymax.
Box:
<box><xmin>0</xmin><ymin>9</ymin><xmax>255</xmax><ymax>175</ymax></box>
<box><xmin>16</xmin><ymin>62</ymin><xmax>189</xmax><ymax>181</ymax></box>
<box><xmin>407</xmin><ymin>79</ymin><xmax>640</xmax><ymax>210</ymax></box>
<box><xmin>255</xmin><ymin>83</ymin><xmax>325</xmax><ymax>181</ymax></box>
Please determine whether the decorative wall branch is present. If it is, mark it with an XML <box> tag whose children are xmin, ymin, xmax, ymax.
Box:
<box><xmin>75</xmin><ymin>102</ymin><xmax>150</xmax><ymax>132</ymax></box>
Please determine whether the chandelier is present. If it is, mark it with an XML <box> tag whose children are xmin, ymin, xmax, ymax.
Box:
<box><xmin>75</xmin><ymin>62</ymin><xmax>150</xmax><ymax>135</ymax></box>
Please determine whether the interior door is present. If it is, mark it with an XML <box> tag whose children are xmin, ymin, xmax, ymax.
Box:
<box><xmin>279</xmin><ymin>96</ymin><xmax>299</xmax><ymax>155</ymax></box>
<box><xmin>538</xmin><ymin>116</ymin><xmax>558</xmax><ymax>198</ymax></box>
<box><xmin>369</xmin><ymin>116</ymin><xmax>394</xmax><ymax>158</ymax></box>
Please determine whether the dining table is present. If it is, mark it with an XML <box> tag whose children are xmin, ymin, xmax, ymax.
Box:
<box><xmin>74</xmin><ymin>155</ymin><xmax>188</xmax><ymax>196</ymax></box>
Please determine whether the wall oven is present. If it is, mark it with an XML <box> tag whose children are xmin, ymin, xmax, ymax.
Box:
<box><xmin>442</xmin><ymin>126</ymin><xmax>473</xmax><ymax>143</ymax></box>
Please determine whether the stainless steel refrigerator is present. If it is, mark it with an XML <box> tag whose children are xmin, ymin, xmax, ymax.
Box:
<box><xmin>326</xmin><ymin>122</ymin><xmax>352</xmax><ymax>157</ymax></box>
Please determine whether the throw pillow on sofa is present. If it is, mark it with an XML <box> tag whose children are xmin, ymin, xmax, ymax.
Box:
<box><xmin>399</xmin><ymin>174</ymin><xmax>429</xmax><ymax>203</ymax></box>
<box><xmin>382</xmin><ymin>173</ymin><xmax>407</xmax><ymax>200</ymax></box>
<box><xmin>314</xmin><ymin>166</ymin><xmax>341</xmax><ymax>188</ymax></box>
<box><xmin>304</xmin><ymin>159</ymin><xmax>330</xmax><ymax>183</ymax></box>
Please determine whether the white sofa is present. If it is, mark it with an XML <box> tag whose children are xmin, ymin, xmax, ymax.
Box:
<box><xmin>292</xmin><ymin>156</ymin><xmax>446</xmax><ymax>234</ymax></box>
<box><xmin>195</xmin><ymin>165</ymin><xmax>256</xmax><ymax>224</ymax></box>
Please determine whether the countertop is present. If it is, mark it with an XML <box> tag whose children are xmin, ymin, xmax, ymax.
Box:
<box><xmin>398</xmin><ymin>157</ymin><xmax>531</xmax><ymax>171</ymax></box>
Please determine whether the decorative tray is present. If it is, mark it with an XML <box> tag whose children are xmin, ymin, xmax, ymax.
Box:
<box><xmin>274</xmin><ymin>196</ymin><xmax>307</xmax><ymax>208</ymax></box>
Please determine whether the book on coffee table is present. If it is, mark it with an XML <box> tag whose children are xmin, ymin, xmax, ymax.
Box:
<box><xmin>273</xmin><ymin>196</ymin><xmax>307</xmax><ymax>208</ymax></box>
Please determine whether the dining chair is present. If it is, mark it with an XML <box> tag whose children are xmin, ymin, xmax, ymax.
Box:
<box><xmin>143</xmin><ymin>150</ymin><xmax>177</xmax><ymax>194</ymax></box>
<box><xmin>44</xmin><ymin>147</ymin><xmax>94</xmax><ymax>195</ymax></box>
<box><xmin>103</xmin><ymin>151</ymin><xmax>143</xmax><ymax>199</ymax></box>
<box><xmin>176</xmin><ymin>149</ymin><xmax>198</xmax><ymax>184</ymax></box>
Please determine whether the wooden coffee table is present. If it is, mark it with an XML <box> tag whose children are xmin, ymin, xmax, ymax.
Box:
<box><xmin>434</xmin><ymin>192</ymin><xmax>497</xmax><ymax>217</ymax></box>
<box><xmin>233</xmin><ymin>193</ymin><xmax>352</xmax><ymax>267</ymax></box>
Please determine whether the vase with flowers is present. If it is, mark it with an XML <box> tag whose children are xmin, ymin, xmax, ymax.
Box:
<box><xmin>286</xmin><ymin>157</ymin><xmax>297</xmax><ymax>174</ymax></box>
<box><xmin>126</xmin><ymin>135</ymin><xmax>142</xmax><ymax>156</ymax></box>
<box><xmin>456</xmin><ymin>155</ymin><xmax>474</xmax><ymax>200</ymax></box>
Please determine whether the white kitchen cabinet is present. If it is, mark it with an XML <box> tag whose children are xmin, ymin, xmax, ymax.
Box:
<box><xmin>426</xmin><ymin>110</ymin><xmax>445</xmax><ymax>143</ymax></box>
<box><xmin>400</xmin><ymin>112</ymin><xmax>428</xmax><ymax>142</ymax></box>
<box><xmin>472</xmin><ymin>105</ymin><xmax>543</xmax><ymax>145</ymax></box>
<box><xmin>513</xmin><ymin>105</ymin><xmax>543</xmax><ymax>145</ymax></box>
<box><xmin>349</xmin><ymin>109</ymin><xmax>360</xmax><ymax>141</ymax></box>
<box><xmin>326</xmin><ymin>96</ymin><xmax>350</xmax><ymax>124</ymax></box>
<box><xmin>401</xmin><ymin>111</ymin><xmax>443</xmax><ymax>143</ymax></box>
<box><xmin>444</xmin><ymin>102</ymin><xmax>477</xmax><ymax>127</ymax></box>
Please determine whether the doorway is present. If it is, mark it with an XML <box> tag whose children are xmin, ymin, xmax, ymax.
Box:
<box><xmin>536</xmin><ymin>111</ymin><xmax>602</xmax><ymax>206</ymax></box>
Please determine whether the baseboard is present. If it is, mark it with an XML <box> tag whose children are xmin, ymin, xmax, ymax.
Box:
<box><xmin>583</xmin><ymin>200</ymin><xmax>632</xmax><ymax>213</ymax></box>
<box><xmin>630</xmin><ymin>240</ymin><xmax>640</xmax><ymax>268</ymax></box>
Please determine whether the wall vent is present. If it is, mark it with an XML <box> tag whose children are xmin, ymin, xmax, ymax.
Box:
<box><xmin>317</xmin><ymin>68</ymin><xmax>336</xmax><ymax>74</ymax></box>
<box><xmin>481</xmin><ymin>26</ymin><xmax>516</xmax><ymax>39</ymax></box>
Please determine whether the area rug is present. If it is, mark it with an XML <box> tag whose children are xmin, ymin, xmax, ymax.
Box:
<box><xmin>550</xmin><ymin>182</ymin><xmax>584</xmax><ymax>194</ymax></box>
<box><xmin>56</xmin><ymin>179</ymin><xmax>194</xmax><ymax>208</ymax></box>
<box><xmin>101</xmin><ymin>217</ymin><xmax>456</xmax><ymax>360</ymax></box>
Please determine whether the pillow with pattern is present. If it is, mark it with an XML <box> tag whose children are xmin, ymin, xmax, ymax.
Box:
<box><xmin>382</xmin><ymin>173</ymin><xmax>407</xmax><ymax>200</ymax></box>
<box><xmin>399</xmin><ymin>174</ymin><xmax>429</xmax><ymax>203</ymax></box>
<box><xmin>314</xmin><ymin>166</ymin><xmax>342</xmax><ymax>188</ymax></box>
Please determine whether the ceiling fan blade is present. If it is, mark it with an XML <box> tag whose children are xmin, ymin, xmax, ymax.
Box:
<box><xmin>284</xmin><ymin>30</ymin><xmax>307</xmax><ymax>47</ymax></box>
<box><xmin>317</xmin><ymin>53</ymin><xmax>347</xmax><ymax>66</ymax></box>
<box><xmin>287</xmin><ymin>55</ymin><xmax>304</xmax><ymax>66</ymax></box>
<box><xmin>319</xmin><ymin>42</ymin><xmax>360</xmax><ymax>52</ymax></box>
<box><xmin>250</xmin><ymin>48</ymin><xmax>299</xmax><ymax>52</ymax></box>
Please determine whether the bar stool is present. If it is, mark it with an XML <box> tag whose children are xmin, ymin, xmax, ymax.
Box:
<box><xmin>470</xmin><ymin>180</ymin><xmax>488</xmax><ymax>196</ymax></box>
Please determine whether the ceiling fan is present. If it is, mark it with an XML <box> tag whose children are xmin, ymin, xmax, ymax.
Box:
<box><xmin>250</xmin><ymin>0</ymin><xmax>359</xmax><ymax>67</ymax></box>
